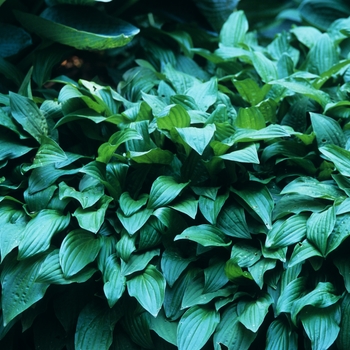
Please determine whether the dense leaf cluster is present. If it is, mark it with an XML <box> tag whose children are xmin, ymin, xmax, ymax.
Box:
<box><xmin>2</xmin><ymin>0</ymin><xmax>350</xmax><ymax>349</ymax></box>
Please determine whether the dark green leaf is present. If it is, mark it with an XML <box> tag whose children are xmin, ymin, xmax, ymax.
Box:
<box><xmin>266</xmin><ymin>319</ymin><xmax>298</xmax><ymax>350</ymax></box>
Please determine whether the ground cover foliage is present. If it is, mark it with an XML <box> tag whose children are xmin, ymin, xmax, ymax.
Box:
<box><xmin>2</xmin><ymin>0</ymin><xmax>350</xmax><ymax>349</ymax></box>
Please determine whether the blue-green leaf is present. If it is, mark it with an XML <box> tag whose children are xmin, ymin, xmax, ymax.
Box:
<box><xmin>266</xmin><ymin>319</ymin><xmax>298</xmax><ymax>350</ymax></box>
<box><xmin>220</xmin><ymin>10</ymin><xmax>248</xmax><ymax>47</ymax></box>
<box><xmin>126</xmin><ymin>265</ymin><xmax>166</xmax><ymax>317</ymax></box>
<box><xmin>121</xmin><ymin>249</ymin><xmax>160</xmax><ymax>276</ymax></box>
<box><xmin>177</xmin><ymin>305</ymin><xmax>220</xmax><ymax>350</ymax></box>
<box><xmin>319</xmin><ymin>144</ymin><xmax>350</xmax><ymax>177</ymax></box>
<box><xmin>59</xmin><ymin>229</ymin><xmax>101</xmax><ymax>277</ymax></box>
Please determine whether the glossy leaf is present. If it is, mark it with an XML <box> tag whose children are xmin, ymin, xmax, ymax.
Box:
<box><xmin>220</xmin><ymin>10</ymin><xmax>248</xmax><ymax>47</ymax></box>
<box><xmin>121</xmin><ymin>249</ymin><xmax>160</xmax><ymax>276</ymax></box>
<box><xmin>117</xmin><ymin>208</ymin><xmax>153</xmax><ymax>235</ymax></box>
<box><xmin>59</xmin><ymin>229</ymin><xmax>101</xmax><ymax>277</ymax></box>
<box><xmin>175</xmin><ymin>224</ymin><xmax>231</xmax><ymax>247</ymax></box>
<box><xmin>177</xmin><ymin>305</ymin><xmax>220</xmax><ymax>350</ymax></box>
<box><xmin>126</xmin><ymin>265</ymin><xmax>166</xmax><ymax>317</ymax></box>
<box><xmin>337</xmin><ymin>293</ymin><xmax>350</xmax><ymax>349</ymax></box>
<box><xmin>265</xmin><ymin>319</ymin><xmax>298</xmax><ymax>350</ymax></box>
<box><xmin>15</xmin><ymin>6</ymin><xmax>139</xmax><ymax>50</ymax></box>
<box><xmin>319</xmin><ymin>144</ymin><xmax>350</xmax><ymax>177</ymax></box>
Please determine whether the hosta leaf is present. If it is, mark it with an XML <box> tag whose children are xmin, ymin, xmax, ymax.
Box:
<box><xmin>126</xmin><ymin>265</ymin><xmax>166</xmax><ymax>317</ymax></box>
<box><xmin>127</xmin><ymin>149</ymin><xmax>173</xmax><ymax>164</ymax></box>
<box><xmin>231</xmin><ymin>184</ymin><xmax>274</xmax><ymax>229</ymax></box>
<box><xmin>186</xmin><ymin>78</ymin><xmax>218</xmax><ymax>112</ymax></box>
<box><xmin>308</xmin><ymin>33</ymin><xmax>338</xmax><ymax>75</ymax></box>
<box><xmin>334</xmin><ymin>255</ymin><xmax>350</xmax><ymax>293</ymax></box>
<box><xmin>119</xmin><ymin>192</ymin><xmax>148</xmax><ymax>216</ymax></box>
<box><xmin>156</xmin><ymin>104</ymin><xmax>191</xmax><ymax>130</ymax></box>
<box><xmin>310</xmin><ymin>113</ymin><xmax>345</xmax><ymax>148</ymax></box>
<box><xmin>281</xmin><ymin>176</ymin><xmax>344</xmax><ymax>200</ymax></box>
<box><xmin>103</xmin><ymin>254</ymin><xmax>126</xmax><ymax>308</ymax></box>
<box><xmin>175</xmin><ymin>224</ymin><xmax>231</xmax><ymax>247</ymax></box>
<box><xmin>248</xmin><ymin>258</ymin><xmax>276</xmax><ymax>289</ymax></box>
<box><xmin>23</xmin><ymin>136</ymin><xmax>67</xmax><ymax>171</ymax></box>
<box><xmin>149</xmin><ymin>309</ymin><xmax>178</xmax><ymax>346</ymax></box>
<box><xmin>204</xmin><ymin>259</ymin><xmax>229</xmax><ymax>293</ymax></box>
<box><xmin>177</xmin><ymin>305</ymin><xmax>220</xmax><ymax>350</ymax></box>
<box><xmin>291</xmin><ymin>26</ymin><xmax>322</xmax><ymax>49</ymax></box>
<box><xmin>219</xmin><ymin>143</ymin><xmax>259</xmax><ymax>164</ymax></box>
<box><xmin>169</xmin><ymin>196</ymin><xmax>198</xmax><ymax>219</ymax></box>
<box><xmin>265</xmin><ymin>319</ymin><xmax>298</xmax><ymax>350</ymax></box>
<box><xmin>176</xmin><ymin>124</ymin><xmax>216</xmax><ymax>155</ymax></box>
<box><xmin>300</xmin><ymin>304</ymin><xmax>340</xmax><ymax>350</ymax></box>
<box><xmin>75</xmin><ymin>299</ymin><xmax>121</xmax><ymax>350</ymax></box>
<box><xmin>59</xmin><ymin>181</ymin><xmax>104</xmax><ymax>209</ymax></box>
<box><xmin>59</xmin><ymin>229</ymin><xmax>101</xmax><ymax>277</ymax></box>
<box><xmin>1</xmin><ymin>255</ymin><xmax>49</xmax><ymax>326</ymax></box>
<box><xmin>121</xmin><ymin>249</ymin><xmax>160</xmax><ymax>276</ymax></box>
<box><xmin>18</xmin><ymin>209</ymin><xmax>70</xmax><ymax>260</ymax></box>
<box><xmin>161</xmin><ymin>249</ymin><xmax>195</xmax><ymax>287</ymax></box>
<box><xmin>15</xmin><ymin>6</ymin><xmax>139</xmax><ymax>51</ymax></box>
<box><xmin>291</xmin><ymin>282</ymin><xmax>341</xmax><ymax>325</ymax></box>
<box><xmin>147</xmin><ymin>176</ymin><xmax>189</xmax><ymax>209</ymax></box>
<box><xmin>251</xmin><ymin>52</ymin><xmax>278</xmax><ymax>83</ymax></box>
<box><xmin>220</xmin><ymin>10</ymin><xmax>248</xmax><ymax>47</ymax></box>
<box><xmin>265</xmin><ymin>214</ymin><xmax>308</xmax><ymax>249</ymax></box>
<box><xmin>117</xmin><ymin>208</ymin><xmax>153</xmax><ymax>235</ymax></box>
<box><xmin>306</xmin><ymin>206</ymin><xmax>335</xmax><ymax>256</ymax></box>
<box><xmin>232</xmin><ymin>78</ymin><xmax>266</xmax><ymax>106</ymax></box>
<box><xmin>0</xmin><ymin>203</ymin><xmax>28</xmax><ymax>262</ymax></box>
<box><xmin>238</xmin><ymin>292</ymin><xmax>273</xmax><ymax>332</ymax></box>
<box><xmin>213</xmin><ymin>303</ymin><xmax>257</xmax><ymax>350</ymax></box>
<box><xmin>326</xmin><ymin>214</ymin><xmax>350</xmax><ymax>255</ymax></box>
<box><xmin>9</xmin><ymin>92</ymin><xmax>48</xmax><ymax>143</ymax></box>
<box><xmin>235</xmin><ymin>106</ymin><xmax>266</xmax><ymax>130</ymax></box>
<box><xmin>225</xmin><ymin>260</ymin><xmax>253</xmax><ymax>282</ymax></box>
<box><xmin>97</xmin><ymin>129</ymin><xmax>142</xmax><ymax>164</ymax></box>
<box><xmin>276</xmin><ymin>277</ymin><xmax>307</xmax><ymax>314</ymax></box>
<box><xmin>337</xmin><ymin>293</ymin><xmax>350</xmax><ymax>349</ymax></box>
<box><xmin>319</xmin><ymin>144</ymin><xmax>350</xmax><ymax>177</ymax></box>
<box><xmin>216</xmin><ymin>203</ymin><xmax>251</xmax><ymax>239</ymax></box>
<box><xmin>288</xmin><ymin>240</ymin><xmax>323</xmax><ymax>267</ymax></box>
<box><xmin>198</xmin><ymin>192</ymin><xmax>228</xmax><ymax>224</ymax></box>
<box><xmin>116</xmin><ymin>230</ymin><xmax>136</xmax><ymax>262</ymax></box>
<box><xmin>73</xmin><ymin>195</ymin><xmax>113</xmax><ymax>233</ymax></box>
<box><xmin>230</xmin><ymin>243</ymin><xmax>261</xmax><ymax>268</ymax></box>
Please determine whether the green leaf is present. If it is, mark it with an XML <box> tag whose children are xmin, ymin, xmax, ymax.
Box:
<box><xmin>9</xmin><ymin>92</ymin><xmax>48</xmax><ymax>143</ymax></box>
<box><xmin>252</xmin><ymin>51</ymin><xmax>278</xmax><ymax>83</ymax></box>
<box><xmin>1</xmin><ymin>255</ymin><xmax>49</xmax><ymax>326</ymax></box>
<box><xmin>18</xmin><ymin>209</ymin><xmax>70</xmax><ymax>260</ymax></box>
<box><xmin>176</xmin><ymin>124</ymin><xmax>216</xmax><ymax>155</ymax></box>
<box><xmin>307</xmin><ymin>206</ymin><xmax>336</xmax><ymax>256</ymax></box>
<box><xmin>126</xmin><ymin>265</ymin><xmax>166</xmax><ymax>317</ymax></box>
<box><xmin>326</xmin><ymin>214</ymin><xmax>350</xmax><ymax>255</ymax></box>
<box><xmin>281</xmin><ymin>176</ymin><xmax>344</xmax><ymax>200</ymax></box>
<box><xmin>216</xmin><ymin>203</ymin><xmax>251</xmax><ymax>239</ymax></box>
<box><xmin>121</xmin><ymin>249</ymin><xmax>160</xmax><ymax>276</ymax></box>
<box><xmin>238</xmin><ymin>292</ymin><xmax>273</xmax><ymax>332</ymax></box>
<box><xmin>75</xmin><ymin>299</ymin><xmax>121</xmax><ymax>350</ymax></box>
<box><xmin>225</xmin><ymin>259</ymin><xmax>254</xmax><ymax>282</ymax></box>
<box><xmin>291</xmin><ymin>282</ymin><xmax>341</xmax><ymax>325</ymax></box>
<box><xmin>175</xmin><ymin>224</ymin><xmax>231</xmax><ymax>247</ymax></box>
<box><xmin>219</xmin><ymin>143</ymin><xmax>259</xmax><ymax>164</ymax></box>
<box><xmin>156</xmin><ymin>104</ymin><xmax>191</xmax><ymax>130</ymax></box>
<box><xmin>119</xmin><ymin>192</ymin><xmax>148</xmax><ymax>216</ymax></box>
<box><xmin>186</xmin><ymin>78</ymin><xmax>218</xmax><ymax>112</ymax></box>
<box><xmin>198</xmin><ymin>192</ymin><xmax>228</xmax><ymax>224</ymax></box>
<box><xmin>59</xmin><ymin>181</ymin><xmax>104</xmax><ymax>209</ymax></box>
<box><xmin>291</xmin><ymin>26</ymin><xmax>322</xmax><ymax>49</ymax></box>
<box><xmin>128</xmin><ymin>148</ymin><xmax>174</xmax><ymax>164</ymax></box>
<box><xmin>319</xmin><ymin>144</ymin><xmax>350</xmax><ymax>177</ymax></box>
<box><xmin>103</xmin><ymin>254</ymin><xmax>126</xmax><ymax>308</ymax></box>
<box><xmin>169</xmin><ymin>196</ymin><xmax>198</xmax><ymax>219</ymax></box>
<box><xmin>15</xmin><ymin>6</ymin><xmax>139</xmax><ymax>51</ymax></box>
<box><xmin>248</xmin><ymin>258</ymin><xmax>276</xmax><ymax>289</ymax></box>
<box><xmin>73</xmin><ymin>195</ymin><xmax>113</xmax><ymax>233</ymax></box>
<box><xmin>213</xmin><ymin>303</ymin><xmax>257</xmax><ymax>350</ymax></box>
<box><xmin>310</xmin><ymin>113</ymin><xmax>345</xmax><ymax>148</ymax></box>
<box><xmin>0</xmin><ymin>23</ymin><xmax>32</xmax><ymax>58</ymax></box>
<box><xmin>233</xmin><ymin>78</ymin><xmax>267</xmax><ymax>106</ymax></box>
<box><xmin>276</xmin><ymin>277</ymin><xmax>307</xmax><ymax>314</ymax></box>
<box><xmin>265</xmin><ymin>319</ymin><xmax>298</xmax><ymax>350</ymax></box>
<box><xmin>97</xmin><ymin>129</ymin><xmax>142</xmax><ymax>164</ymax></box>
<box><xmin>177</xmin><ymin>305</ymin><xmax>220</xmax><ymax>350</ymax></box>
<box><xmin>337</xmin><ymin>293</ymin><xmax>350</xmax><ymax>349</ymax></box>
<box><xmin>235</xmin><ymin>107</ymin><xmax>266</xmax><ymax>130</ymax></box>
<box><xmin>116</xmin><ymin>230</ymin><xmax>136</xmax><ymax>262</ymax></box>
<box><xmin>149</xmin><ymin>309</ymin><xmax>178</xmax><ymax>346</ymax></box>
<box><xmin>265</xmin><ymin>214</ymin><xmax>308</xmax><ymax>249</ymax></box>
<box><xmin>59</xmin><ymin>229</ymin><xmax>101</xmax><ymax>277</ymax></box>
<box><xmin>288</xmin><ymin>239</ymin><xmax>323</xmax><ymax>267</ymax></box>
<box><xmin>231</xmin><ymin>184</ymin><xmax>274</xmax><ymax>229</ymax></box>
<box><xmin>300</xmin><ymin>304</ymin><xmax>340</xmax><ymax>350</ymax></box>
<box><xmin>220</xmin><ymin>10</ymin><xmax>248</xmax><ymax>47</ymax></box>
<box><xmin>117</xmin><ymin>208</ymin><xmax>152</xmax><ymax>235</ymax></box>
<box><xmin>147</xmin><ymin>176</ymin><xmax>189</xmax><ymax>209</ymax></box>
<box><xmin>334</xmin><ymin>255</ymin><xmax>350</xmax><ymax>293</ymax></box>
<box><xmin>161</xmin><ymin>249</ymin><xmax>195</xmax><ymax>287</ymax></box>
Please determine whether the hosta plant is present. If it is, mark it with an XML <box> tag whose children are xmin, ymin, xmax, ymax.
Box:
<box><xmin>3</xmin><ymin>1</ymin><xmax>350</xmax><ymax>350</ymax></box>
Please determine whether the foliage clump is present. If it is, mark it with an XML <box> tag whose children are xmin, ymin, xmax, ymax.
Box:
<box><xmin>2</xmin><ymin>0</ymin><xmax>350</xmax><ymax>349</ymax></box>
